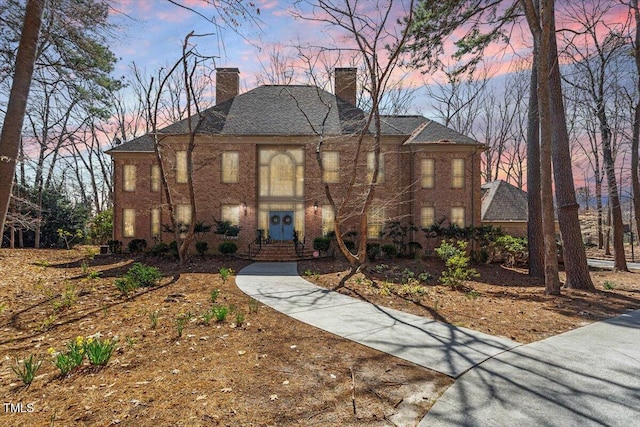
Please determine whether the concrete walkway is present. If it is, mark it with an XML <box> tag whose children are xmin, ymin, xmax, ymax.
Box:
<box><xmin>421</xmin><ymin>309</ymin><xmax>640</xmax><ymax>426</ymax></box>
<box><xmin>588</xmin><ymin>258</ymin><xmax>640</xmax><ymax>271</ymax></box>
<box><xmin>236</xmin><ymin>262</ymin><xmax>640</xmax><ymax>426</ymax></box>
<box><xmin>236</xmin><ymin>262</ymin><xmax>519</xmax><ymax>378</ymax></box>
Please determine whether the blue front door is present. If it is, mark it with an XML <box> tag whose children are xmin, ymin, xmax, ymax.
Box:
<box><xmin>269</xmin><ymin>211</ymin><xmax>294</xmax><ymax>241</ymax></box>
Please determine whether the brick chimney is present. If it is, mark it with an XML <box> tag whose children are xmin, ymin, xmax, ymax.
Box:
<box><xmin>216</xmin><ymin>68</ymin><xmax>240</xmax><ymax>104</ymax></box>
<box><xmin>334</xmin><ymin>67</ymin><xmax>357</xmax><ymax>106</ymax></box>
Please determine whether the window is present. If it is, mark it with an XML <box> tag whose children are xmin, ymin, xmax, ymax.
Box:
<box><xmin>221</xmin><ymin>204</ymin><xmax>240</xmax><ymax>226</ymax></box>
<box><xmin>322</xmin><ymin>152</ymin><xmax>340</xmax><ymax>183</ymax></box>
<box><xmin>176</xmin><ymin>204</ymin><xmax>192</xmax><ymax>227</ymax></box>
<box><xmin>123</xmin><ymin>209</ymin><xmax>135</xmax><ymax>237</ymax></box>
<box><xmin>421</xmin><ymin>159</ymin><xmax>435</xmax><ymax>188</ymax></box>
<box><xmin>322</xmin><ymin>204</ymin><xmax>334</xmax><ymax>236</ymax></box>
<box><xmin>151</xmin><ymin>165</ymin><xmax>160</xmax><ymax>192</ymax></box>
<box><xmin>222</xmin><ymin>152</ymin><xmax>239</xmax><ymax>183</ymax></box>
<box><xmin>151</xmin><ymin>208</ymin><xmax>161</xmax><ymax>237</ymax></box>
<box><xmin>123</xmin><ymin>165</ymin><xmax>136</xmax><ymax>192</ymax></box>
<box><xmin>452</xmin><ymin>158</ymin><xmax>465</xmax><ymax>188</ymax></box>
<box><xmin>367</xmin><ymin>152</ymin><xmax>384</xmax><ymax>183</ymax></box>
<box><xmin>176</xmin><ymin>151</ymin><xmax>188</xmax><ymax>183</ymax></box>
<box><xmin>421</xmin><ymin>206</ymin><xmax>435</xmax><ymax>228</ymax></box>
<box><xmin>367</xmin><ymin>207</ymin><xmax>386</xmax><ymax>239</ymax></box>
<box><xmin>451</xmin><ymin>207</ymin><xmax>465</xmax><ymax>227</ymax></box>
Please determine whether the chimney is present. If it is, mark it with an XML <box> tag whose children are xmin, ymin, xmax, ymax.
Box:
<box><xmin>216</xmin><ymin>68</ymin><xmax>240</xmax><ymax>104</ymax></box>
<box><xmin>334</xmin><ymin>67</ymin><xmax>357</xmax><ymax>106</ymax></box>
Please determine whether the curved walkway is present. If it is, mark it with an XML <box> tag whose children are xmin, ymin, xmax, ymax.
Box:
<box><xmin>237</xmin><ymin>262</ymin><xmax>640</xmax><ymax>426</ymax></box>
<box><xmin>236</xmin><ymin>262</ymin><xmax>519</xmax><ymax>378</ymax></box>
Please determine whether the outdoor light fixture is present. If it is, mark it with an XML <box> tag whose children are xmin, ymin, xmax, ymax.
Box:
<box><xmin>313</xmin><ymin>201</ymin><xmax>318</xmax><ymax>213</ymax></box>
<box><xmin>242</xmin><ymin>201</ymin><xmax>247</xmax><ymax>215</ymax></box>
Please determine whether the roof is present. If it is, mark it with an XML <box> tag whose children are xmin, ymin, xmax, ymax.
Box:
<box><xmin>481</xmin><ymin>180</ymin><xmax>528</xmax><ymax>222</ymax></box>
<box><xmin>108</xmin><ymin>85</ymin><xmax>480</xmax><ymax>153</ymax></box>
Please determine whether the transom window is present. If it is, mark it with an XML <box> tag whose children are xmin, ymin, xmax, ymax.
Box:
<box><xmin>452</xmin><ymin>158</ymin><xmax>465</xmax><ymax>188</ymax></box>
<box><xmin>222</xmin><ymin>152</ymin><xmax>239</xmax><ymax>183</ymax></box>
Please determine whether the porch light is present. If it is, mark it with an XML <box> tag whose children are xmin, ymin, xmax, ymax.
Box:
<box><xmin>313</xmin><ymin>201</ymin><xmax>318</xmax><ymax>213</ymax></box>
<box><xmin>242</xmin><ymin>201</ymin><xmax>247</xmax><ymax>215</ymax></box>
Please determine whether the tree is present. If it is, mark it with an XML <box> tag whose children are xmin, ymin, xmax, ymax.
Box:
<box><xmin>628</xmin><ymin>0</ymin><xmax>640</xmax><ymax>249</ymax></box>
<box><xmin>0</xmin><ymin>0</ymin><xmax>44</xmax><ymax>239</ymax></box>
<box><xmin>291</xmin><ymin>0</ymin><xmax>416</xmax><ymax>276</ymax></box>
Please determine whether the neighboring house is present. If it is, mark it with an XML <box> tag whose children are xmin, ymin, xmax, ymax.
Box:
<box><xmin>107</xmin><ymin>67</ymin><xmax>484</xmax><ymax>257</ymax></box>
<box><xmin>481</xmin><ymin>180</ymin><xmax>529</xmax><ymax>236</ymax></box>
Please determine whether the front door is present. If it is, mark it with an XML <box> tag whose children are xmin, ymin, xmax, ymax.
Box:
<box><xmin>269</xmin><ymin>211</ymin><xmax>294</xmax><ymax>241</ymax></box>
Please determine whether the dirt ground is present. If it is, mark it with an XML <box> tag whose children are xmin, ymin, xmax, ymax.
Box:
<box><xmin>1</xmin><ymin>248</ymin><xmax>640</xmax><ymax>426</ymax></box>
<box><xmin>0</xmin><ymin>248</ymin><xmax>450</xmax><ymax>427</ymax></box>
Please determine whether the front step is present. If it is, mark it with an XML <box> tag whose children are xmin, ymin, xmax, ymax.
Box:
<box><xmin>243</xmin><ymin>242</ymin><xmax>317</xmax><ymax>261</ymax></box>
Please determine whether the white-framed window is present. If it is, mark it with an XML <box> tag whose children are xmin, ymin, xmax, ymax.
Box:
<box><xmin>367</xmin><ymin>207</ymin><xmax>386</xmax><ymax>239</ymax></box>
<box><xmin>151</xmin><ymin>165</ymin><xmax>160</xmax><ymax>192</ymax></box>
<box><xmin>322</xmin><ymin>204</ymin><xmax>334</xmax><ymax>236</ymax></box>
<box><xmin>123</xmin><ymin>165</ymin><xmax>136</xmax><ymax>192</ymax></box>
<box><xmin>151</xmin><ymin>208</ymin><xmax>161</xmax><ymax>237</ymax></box>
<box><xmin>222</xmin><ymin>152</ymin><xmax>239</xmax><ymax>183</ymax></box>
<box><xmin>322</xmin><ymin>151</ymin><xmax>340</xmax><ymax>183</ymax></box>
<box><xmin>221</xmin><ymin>204</ymin><xmax>240</xmax><ymax>226</ymax></box>
<box><xmin>451</xmin><ymin>207</ymin><xmax>465</xmax><ymax>227</ymax></box>
<box><xmin>452</xmin><ymin>158</ymin><xmax>465</xmax><ymax>188</ymax></box>
<box><xmin>176</xmin><ymin>151</ymin><xmax>188</xmax><ymax>184</ymax></box>
<box><xmin>421</xmin><ymin>206</ymin><xmax>435</xmax><ymax>228</ymax></box>
<box><xmin>367</xmin><ymin>151</ymin><xmax>384</xmax><ymax>183</ymax></box>
<box><xmin>123</xmin><ymin>208</ymin><xmax>136</xmax><ymax>237</ymax></box>
<box><xmin>421</xmin><ymin>158</ymin><xmax>435</xmax><ymax>188</ymax></box>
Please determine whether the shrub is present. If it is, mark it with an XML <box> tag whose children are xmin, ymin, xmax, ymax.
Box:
<box><xmin>87</xmin><ymin>209</ymin><xmax>113</xmax><ymax>244</ymax></box>
<box><xmin>107</xmin><ymin>239</ymin><xmax>122</xmax><ymax>254</ymax></box>
<box><xmin>128</xmin><ymin>239</ymin><xmax>147</xmax><ymax>254</ymax></box>
<box><xmin>366</xmin><ymin>243</ymin><xmax>381</xmax><ymax>261</ymax></box>
<box><xmin>408</xmin><ymin>241</ymin><xmax>423</xmax><ymax>259</ymax></box>
<box><xmin>168</xmin><ymin>240</ymin><xmax>179</xmax><ymax>259</ymax></box>
<box><xmin>382</xmin><ymin>243</ymin><xmax>398</xmax><ymax>259</ymax></box>
<box><xmin>313</xmin><ymin>236</ymin><xmax>331</xmax><ymax>252</ymax></box>
<box><xmin>212</xmin><ymin>305</ymin><xmax>230</xmax><ymax>322</ymax></box>
<box><xmin>218</xmin><ymin>241</ymin><xmax>238</xmax><ymax>255</ymax></box>
<box><xmin>49</xmin><ymin>336</ymin><xmax>85</xmax><ymax>375</ymax></box>
<box><xmin>435</xmin><ymin>240</ymin><xmax>479</xmax><ymax>289</ymax></box>
<box><xmin>343</xmin><ymin>239</ymin><xmax>356</xmax><ymax>252</ymax></box>
<box><xmin>150</xmin><ymin>242</ymin><xmax>170</xmax><ymax>256</ymax></box>
<box><xmin>83</xmin><ymin>336</ymin><xmax>117</xmax><ymax>366</ymax></box>
<box><xmin>127</xmin><ymin>262</ymin><xmax>162</xmax><ymax>287</ymax></box>
<box><xmin>195</xmin><ymin>241</ymin><xmax>209</xmax><ymax>256</ymax></box>
<box><xmin>219</xmin><ymin>267</ymin><xmax>233</xmax><ymax>283</ymax></box>
<box><xmin>494</xmin><ymin>235</ymin><xmax>528</xmax><ymax>266</ymax></box>
<box><xmin>12</xmin><ymin>355</ymin><xmax>41</xmax><ymax>386</ymax></box>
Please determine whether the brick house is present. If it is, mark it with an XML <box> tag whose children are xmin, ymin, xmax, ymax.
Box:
<box><xmin>106</xmin><ymin>67</ymin><xmax>483</xmax><ymax>257</ymax></box>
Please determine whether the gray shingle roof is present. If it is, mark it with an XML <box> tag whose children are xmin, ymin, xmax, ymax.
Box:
<box><xmin>108</xmin><ymin>85</ymin><xmax>480</xmax><ymax>153</ymax></box>
<box><xmin>481</xmin><ymin>180</ymin><xmax>528</xmax><ymax>222</ymax></box>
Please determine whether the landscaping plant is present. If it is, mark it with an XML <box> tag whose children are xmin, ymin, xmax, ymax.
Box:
<box><xmin>12</xmin><ymin>355</ymin><xmax>42</xmax><ymax>386</ymax></box>
<box><xmin>435</xmin><ymin>240</ymin><xmax>479</xmax><ymax>289</ymax></box>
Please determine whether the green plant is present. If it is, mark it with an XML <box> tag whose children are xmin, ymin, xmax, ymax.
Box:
<box><xmin>202</xmin><ymin>309</ymin><xmax>215</xmax><ymax>325</ymax></box>
<box><xmin>382</xmin><ymin>221</ymin><xmax>417</xmax><ymax>257</ymax></box>
<box><xmin>212</xmin><ymin>305</ymin><xmax>230</xmax><ymax>322</ymax></box>
<box><xmin>248</xmin><ymin>298</ymin><xmax>260</xmax><ymax>313</ymax></box>
<box><xmin>466</xmin><ymin>290</ymin><xmax>481</xmax><ymax>300</ymax></box>
<box><xmin>374</xmin><ymin>264</ymin><xmax>389</xmax><ymax>273</ymax></box>
<box><xmin>603</xmin><ymin>280</ymin><xmax>616</xmax><ymax>290</ymax></box>
<box><xmin>235</xmin><ymin>311</ymin><xmax>245</xmax><ymax>326</ymax></box>
<box><xmin>176</xmin><ymin>315</ymin><xmax>189</xmax><ymax>338</ymax></box>
<box><xmin>126</xmin><ymin>262</ymin><xmax>162</xmax><ymax>287</ymax></box>
<box><xmin>219</xmin><ymin>267</ymin><xmax>233</xmax><ymax>283</ymax></box>
<box><xmin>150</xmin><ymin>242</ymin><xmax>170</xmax><ymax>256</ymax></box>
<box><xmin>382</xmin><ymin>243</ymin><xmax>398</xmax><ymax>259</ymax></box>
<box><xmin>87</xmin><ymin>270</ymin><xmax>102</xmax><ymax>280</ymax></box>
<box><xmin>435</xmin><ymin>240</ymin><xmax>479</xmax><ymax>289</ymax></box>
<box><xmin>128</xmin><ymin>239</ymin><xmax>147</xmax><ymax>254</ymax></box>
<box><xmin>52</xmin><ymin>284</ymin><xmax>77</xmax><ymax>311</ymax></box>
<box><xmin>401</xmin><ymin>268</ymin><xmax>416</xmax><ymax>284</ymax></box>
<box><xmin>149</xmin><ymin>310</ymin><xmax>159</xmax><ymax>329</ymax></box>
<box><xmin>83</xmin><ymin>336</ymin><xmax>117</xmax><ymax>366</ymax></box>
<box><xmin>418</xmin><ymin>272</ymin><xmax>432</xmax><ymax>283</ymax></box>
<box><xmin>84</xmin><ymin>247</ymin><xmax>99</xmax><ymax>260</ymax></box>
<box><xmin>115</xmin><ymin>277</ymin><xmax>136</xmax><ymax>296</ymax></box>
<box><xmin>313</xmin><ymin>236</ymin><xmax>331</xmax><ymax>252</ymax></box>
<box><xmin>49</xmin><ymin>336</ymin><xmax>85</xmax><ymax>375</ymax></box>
<box><xmin>493</xmin><ymin>235</ymin><xmax>528</xmax><ymax>266</ymax></box>
<box><xmin>57</xmin><ymin>228</ymin><xmax>84</xmax><ymax>249</ymax></box>
<box><xmin>39</xmin><ymin>315</ymin><xmax>56</xmax><ymax>331</ymax></box>
<box><xmin>366</xmin><ymin>243</ymin><xmax>381</xmax><ymax>261</ymax></box>
<box><xmin>218</xmin><ymin>241</ymin><xmax>238</xmax><ymax>255</ymax></box>
<box><xmin>210</xmin><ymin>289</ymin><xmax>221</xmax><ymax>304</ymax></box>
<box><xmin>195</xmin><ymin>241</ymin><xmax>209</xmax><ymax>256</ymax></box>
<box><xmin>12</xmin><ymin>355</ymin><xmax>41</xmax><ymax>386</ymax></box>
<box><xmin>0</xmin><ymin>302</ymin><xmax>7</xmax><ymax>314</ymax></box>
<box><xmin>213</xmin><ymin>219</ymin><xmax>240</xmax><ymax>236</ymax></box>
<box><xmin>34</xmin><ymin>260</ymin><xmax>50</xmax><ymax>267</ymax></box>
<box><xmin>87</xmin><ymin>209</ymin><xmax>113</xmax><ymax>245</ymax></box>
<box><xmin>126</xmin><ymin>337</ymin><xmax>137</xmax><ymax>348</ymax></box>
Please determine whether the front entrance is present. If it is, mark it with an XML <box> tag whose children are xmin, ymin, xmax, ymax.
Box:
<box><xmin>269</xmin><ymin>211</ymin><xmax>294</xmax><ymax>241</ymax></box>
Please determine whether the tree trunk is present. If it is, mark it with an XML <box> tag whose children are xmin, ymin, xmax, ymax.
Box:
<box><xmin>545</xmin><ymin>0</ymin><xmax>595</xmax><ymax>291</ymax></box>
<box><xmin>0</xmin><ymin>0</ymin><xmax>44</xmax><ymax>238</ymax></box>
<box><xmin>630</xmin><ymin>0</ymin><xmax>640</xmax><ymax>245</ymax></box>
<box><xmin>526</xmin><ymin>42</ymin><xmax>545</xmax><ymax>278</ymax></box>
<box><xmin>605</xmin><ymin>205</ymin><xmax>611</xmax><ymax>256</ymax></box>
<box><xmin>596</xmin><ymin>178</ymin><xmax>603</xmax><ymax>248</ymax></box>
